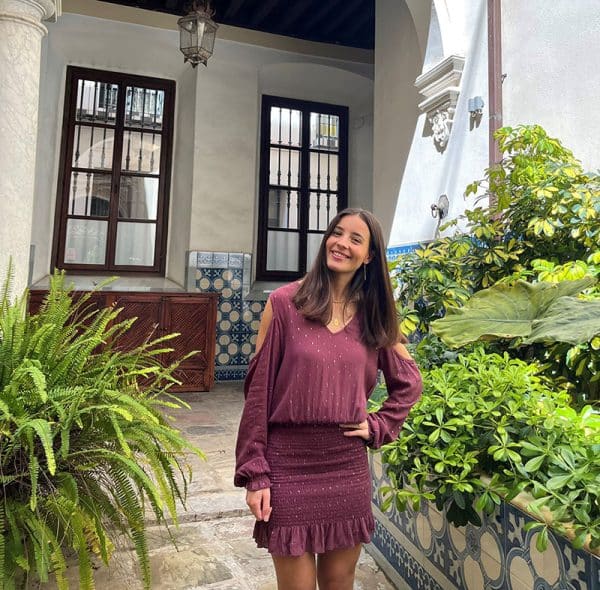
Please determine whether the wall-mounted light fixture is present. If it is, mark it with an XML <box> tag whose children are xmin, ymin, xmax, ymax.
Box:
<box><xmin>468</xmin><ymin>96</ymin><xmax>485</xmax><ymax>118</ymax></box>
<box><xmin>178</xmin><ymin>1</ymin><xmax>219</xmax><ymax>67</ymax></box>
<box><xmin>431</xmin><ymin>194</ymin><xmax>449</xmax><ymax>220</ymax></box>
<box><xmin>431</xmin><ymin>194</ymin><xmax>450</xmax><ymax>239</ymax></box>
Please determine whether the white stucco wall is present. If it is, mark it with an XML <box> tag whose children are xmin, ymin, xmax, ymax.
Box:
<box><xmin>33</xmin><ymin>14</ymin><xmax>190</xmax><ymax>284</ymax></box>
<box><xmin>388</xmin><ymin>0</ymin><xmax>489</xmax><ymax>248</ymax></box>
<box><xmin>188</xmin><ymin>47</ymin><xmax>375</xmax><ymax>256</ymax></box>
<box><xmin>32</xmin><ymin>10</ymin><xmax>374</xmax><ymax>285</ymax></box>
<box><xmin>373</xmin><ymin>0</ymin><xmax>431</xmax><ymax>242</ymax></box>
<box><xmin>384</xmin><ymin>0</ymin><xmax>600</xmax><ymax>250</ymax></box>
<box><xmin>189</xmin><ymin>47</ymin><xmax>260</xmax><ymax>258</ymax></box>
<box><xmin>168</xmin><ymin>68</ymin><xmax>196</xmax><ymax>286</ymax></box>
<box><xmin>502</xmin><ymin>0</ymin><xmax>600</xmax><ymax>171</ymax></box>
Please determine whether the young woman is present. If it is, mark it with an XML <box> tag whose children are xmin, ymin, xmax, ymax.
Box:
<box><xmin>235</xmin><ymin>208</ymin><xmax>422</xmax><ymax>590</ymax></box>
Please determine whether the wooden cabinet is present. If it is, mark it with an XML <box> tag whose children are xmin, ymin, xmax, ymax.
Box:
<box><xmin>28</xmin><ymin>290</ymin><xmax>218</xmax><ymax>392</ymax></box>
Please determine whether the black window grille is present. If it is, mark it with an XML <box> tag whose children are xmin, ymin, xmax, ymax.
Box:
<box><xmin>52</xmin><ymin>67</ymin><xmax>175</xmax><ymax>275</ymax></box>
<box><xmin>256</xmin><ymin>95</ymin><xmax>348</xmax><ymax>281</ymax></box>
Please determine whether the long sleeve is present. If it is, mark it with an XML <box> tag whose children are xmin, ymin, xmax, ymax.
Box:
<box><xmin>366</xmin><ymin>347</ymin><xmax>423</xmax><ymax>449</ymax></box>
<box><xmin>234</xmin><ymin>295</ymin><xmax>284</xmax><ymax>490</ymax></box>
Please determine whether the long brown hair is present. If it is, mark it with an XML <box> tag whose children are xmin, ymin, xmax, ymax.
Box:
<box><xmin>293</xmin><ymin>208</ymin><xmax>401</xmax><ymax>349</ymax></box>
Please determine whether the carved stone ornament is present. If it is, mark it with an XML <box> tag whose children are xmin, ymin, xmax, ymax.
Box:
<box><xmin>415</xmin><ymin>55</ymin><xmax>465</xmax><ymax>151</ymax></box>
<box><xmin>429</xmin><ymin>109</ymin><xmax>452</xmax><ymax>149</ymax></box>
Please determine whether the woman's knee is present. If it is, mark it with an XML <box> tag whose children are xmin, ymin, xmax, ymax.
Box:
<box><xmin>272</xmin><ymin>553</ymin><xmax>317</xmax><ymax>590</ymax></box>
<box><xmin>316</xmin><ymin>545</ymin><xmax>361</xmax><ymax>590</ymax></box>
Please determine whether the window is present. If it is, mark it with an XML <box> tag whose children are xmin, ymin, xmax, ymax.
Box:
<box><xmin>256</xmin><ymin>96</ymin><xmax>348</xmax><ymax>281</ymax></box>
<box><xmin>52</xmin><ymin>67</ymin><xmax>175</xmax><ymax>274</ymax></box>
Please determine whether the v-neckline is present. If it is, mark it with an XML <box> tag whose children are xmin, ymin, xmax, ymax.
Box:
<box><xmin>324</xmin><ymin>313</ymin><xmax>357</xmax><ymax>336</ymax></box>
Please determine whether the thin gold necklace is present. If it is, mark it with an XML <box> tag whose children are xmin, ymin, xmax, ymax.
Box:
<box><xmin>331</xmin><ymin>313</ymin><xmax>353</xmax><ymax>328</ymax></box>
<box><xmin>330</xmin><ymin>299</ymin><xmax>353</xmax><ymax>327</ymax></box>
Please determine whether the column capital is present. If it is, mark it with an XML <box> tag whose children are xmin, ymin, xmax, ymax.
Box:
<box><xmin>0</xmin><ymin>0</ymin><xmax>59</xmax><ymax>34</ymax></box>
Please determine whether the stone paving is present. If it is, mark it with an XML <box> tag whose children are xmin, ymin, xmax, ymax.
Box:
<box><xmin>41</xmin><ymin>383</ymin><xmax>396</xmax><ymax>589</ymax></box>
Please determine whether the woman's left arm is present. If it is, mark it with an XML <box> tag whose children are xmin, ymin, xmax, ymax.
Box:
<box><xmin>365</xmin><ymin>343</ymin><xmax>423</xmax><ymax>449</ymax></box>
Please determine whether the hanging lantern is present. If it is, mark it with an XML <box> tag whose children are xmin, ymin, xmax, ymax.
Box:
<box><xmin>177</xmin><ymin>1</ymin><xmax>218</xmax><ymax>67</ymax></box>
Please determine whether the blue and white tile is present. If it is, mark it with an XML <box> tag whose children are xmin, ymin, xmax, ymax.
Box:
<box><xmin>368</xmin><ymin>456</ymin><xmax>600</xmax><ymax>590</ymax></box>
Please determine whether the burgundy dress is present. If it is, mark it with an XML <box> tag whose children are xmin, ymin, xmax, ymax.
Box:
<box><xmin>234</xmin><ymin>282</ymin><xmax>422</xmax><ymax>556</ymax></box>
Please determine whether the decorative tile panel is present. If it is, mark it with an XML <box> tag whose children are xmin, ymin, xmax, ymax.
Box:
<box><xmin>386</xmin><ymin>243</ymin><xmax>421</xmax><ymax>261</ymax></box>
<box><xmin>368</xmin><ymin>453</ymin><xmax>600</xmax><ymax>590</ymax></box>
<box><xmin>188</xmin><ymin>251</ymin><xmax>264</xmax><ymax>382</ymax></box>
<box><xmin>371</xmin><ymin>519</ymin><xmax>445</xmax><ymax>590</ymax></box>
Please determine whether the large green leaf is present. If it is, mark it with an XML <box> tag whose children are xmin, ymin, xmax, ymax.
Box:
<box><xmin>525</xmin><ymin>296</ymin><xmax>600</xmax><ymax>344</ymax></box>
<box><xmin>431</xmin><ymin>278</ymin><xmax>596</xmax><ymax>347</ymax></box>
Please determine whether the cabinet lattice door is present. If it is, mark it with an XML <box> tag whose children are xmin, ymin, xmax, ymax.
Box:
<box><xmin>28</xmin><ymin>290</ymin><xmax>218</xmax><ymax>392</ymax></box>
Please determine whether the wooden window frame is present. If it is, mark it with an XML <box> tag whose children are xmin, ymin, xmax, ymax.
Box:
<box><xmin>52</xmin><ymin>66</ymin><xmax>176</xmax><ymax>276</ymax></box>
<box><xmin>256</xmin><ymin>95</ymin><xmax>349</xmax><ymax>281</ymax></box>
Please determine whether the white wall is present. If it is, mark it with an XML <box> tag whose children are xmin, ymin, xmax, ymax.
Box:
<box><xmin>388</xmin><ymin>0</ymin><xmax>489</xmax><ymax>248</ymax></box>
<box><xmin>33</xmin><ymin>14</ymin><xmax>190</xmax><ymax>284</ymax></box>
<box><xmin>189</xmin><ymin>48</ymin><xmax>375</xmax><ymax>256</ymax></box>
<box><xmin>373</xmin><ymin>0</ymin><xmax>431</xmax><ymax>242</ymax></box>
<box><xmin>502</xmin><ymin>0</ymin><xmax>600</xmax><ymax>171</ymax></box>
<box><xmin>384</xmin><ymin>0</ymin><xmax>600</xmax><ymax>250</ymax></box>
<box><xmin>32</xmin><ymin>11</ymin><xmax>374</xmax><ymax>285</ymax></box>
<box><xmin>168</xmin><ymin>67</ymin><xmax>196</xmax><ymax>286</ymax></box>
<box><xmin>189</xmin><ymin>47</ymin><xmax>260</xmax><ymax>256</ymax></box>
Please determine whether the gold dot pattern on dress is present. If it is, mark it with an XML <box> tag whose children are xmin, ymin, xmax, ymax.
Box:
<box><xmin>234</xmin><ymin>281</ymin><xmax>423</xmax><ymax>556</ymax></box>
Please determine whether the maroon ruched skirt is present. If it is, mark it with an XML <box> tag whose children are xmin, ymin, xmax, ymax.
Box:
<box><xmin>253</xmin><ymin>424</ymin><xmax>374</xmax><ymax>556</ymax></box>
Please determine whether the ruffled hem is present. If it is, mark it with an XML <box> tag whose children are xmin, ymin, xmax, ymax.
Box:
<box><xmin>253</xmin><ymin>514</ymin><xmax>375</xmax><ymax>556</ymax></box>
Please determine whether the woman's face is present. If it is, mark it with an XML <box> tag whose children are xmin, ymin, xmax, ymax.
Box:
<box><xmin>325</xmin><ymin>214</ymin><xmax>372</xmax><ymax>277</ymax></box>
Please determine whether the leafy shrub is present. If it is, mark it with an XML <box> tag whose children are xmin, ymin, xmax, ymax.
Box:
<box><xmin>374</xmin><ymin>348</ymin><xmax>600</xmax><ymax>552</ymax></box>
<box><xmin>392</xmin><ymin>238</ymin><xmax>475</xmax><ymax>338</ymax></box>
<box><xmin>528</xmin><ymin>256</ymin><xmax>600</xmax><ymax>401</ymax></box>
<box><xmin>0</xmin><ymin>271</ymin><xmax>202</xmax><ymax>589</ymax></box>
<box><xmin>381</xmin><ymin>124</ymin><xmax>600</xmax><ymax>554</ymax></box>
<box><xmin>431</xmin><ymin>277</ymin><xmax>600</xmax><ymax>348</ymax></box>
<box><xmin>392</xmin><ymin>124</ymin><xmax>600</xmax><ymax>400</ymax></box>
<box><xmin>394</xmin><ymin>124</ymin><xmax>600</xmax><ymax>326</ymax></box>
<box><xmin>463</xmin><ymin>124</ymin><xmax>600</xmax><ymax>272</ymax></box>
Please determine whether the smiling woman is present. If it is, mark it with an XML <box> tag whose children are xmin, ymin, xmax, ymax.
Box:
<box><xmin>234</xmin><ymin>208</ymin><xmax>422</xmax><ymax>590</ymax></box>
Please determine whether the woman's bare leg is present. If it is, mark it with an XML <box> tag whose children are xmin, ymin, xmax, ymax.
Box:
<box><xmin>272</xmin><ymin>552</ymin><xmax>317</xmax><ymax>590</ymax></box>
<box><xmin>316</xmin><ymin>544</ymin><xmax>362</xmax><ymax>590</ymax></box>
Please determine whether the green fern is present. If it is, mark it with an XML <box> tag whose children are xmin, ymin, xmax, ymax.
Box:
<box><xmin>0</xmin><ymin>269</ymin><xmax>204</xmax><ymax>589</ymax></box>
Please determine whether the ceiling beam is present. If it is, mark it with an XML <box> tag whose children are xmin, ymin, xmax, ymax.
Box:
<box><xmin>342</xmin><ymin>7</ymin><xmax>372</xmax><ymax>39</ymax></box>
<box><xmin>222</xmin><ymin>0</ymin><xmax>246</xmax><ymax>20</ymax></box>
<box><xmin>317</xmin><ymin>0</ymin><xmax>365</xmax><ymax>37</ymax></box>
<box><xmin>300</xmin><ymin>0</ymin><xmax>339</xmax><ymax>31</ymax></box>
<box><xmin>250</xmin><ymin>0</ymin><xmax>279</xmax><ymax>27</ymax></box>
<box><xmin>277</xmin><ymin>1</ymin><xmax>312</xmax><ymax>32</ymax></box>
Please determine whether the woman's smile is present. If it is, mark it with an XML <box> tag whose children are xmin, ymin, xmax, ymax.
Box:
<box><xmin>329</xmin><ymin>249</ymin><xmax>350</xmax><ymax>261</ymax></box>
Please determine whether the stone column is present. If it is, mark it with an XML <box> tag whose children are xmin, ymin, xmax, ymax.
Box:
<box><xmin>0</xmin><ymin>0</ymin><xmax>57</xmax><ymax>294</ymax></box>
